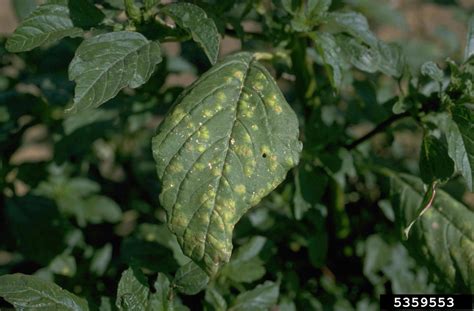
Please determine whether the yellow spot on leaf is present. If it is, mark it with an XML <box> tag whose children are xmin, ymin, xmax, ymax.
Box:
<box><xmin>233</xmin><ymin>70</ymin><xmax>244</xmax><ymax>80</ymax></box>
<box><xmin>235</xmin><ymin>184</ymin><xmax>246</xmax><ymax>194</ymax></box>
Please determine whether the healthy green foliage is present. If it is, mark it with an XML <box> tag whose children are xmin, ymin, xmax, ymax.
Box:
<box><xmin>419</xmin><ymin>135</ymin><xmax>454</xmax><ymax>183</ymax></box>
<box><xmin>446</xmin><ymin>105</ymin><xmax>474</xmax><ymax>191</ymax></box>
<box><xmin>6</xmin><ymin>3</ymin><xmax>83</xmax><ymax>52</ymax></box>
<box><xmin>152</xmin><ymin>52</ymin><xmax>302</xmax><ymax>275</ymax></box>
<box><xmin>68</xmin><ymin>31</ymin><xmax>162</xmax><ymax>112</ymax></box>
<box><xmin>0</xmin><ymin>274</ymin><xmax>89</xmax><ymax>310</ymax></box>
<box><xmin>162</xmin><ymin>2</ymin><xmax>220</xmax><ymax>64</ymax></box>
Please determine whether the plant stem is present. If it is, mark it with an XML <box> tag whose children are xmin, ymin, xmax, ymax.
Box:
<box><xmin>345</xmin><ymin>111</ymin><xmax>411</xmax><ymax>150</ymax></box>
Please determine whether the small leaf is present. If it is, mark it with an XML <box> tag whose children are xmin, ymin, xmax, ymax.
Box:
<box><xmin>419</xmin><ymin>135</ymin><xmax>454</xmax><ymax>184</ymax></box>
<box><xmin>0</xmin><ymin>274</ymin><xmax>89</xmax><ymax>310</ymax></box>
<box><xmin>327</xmin><ymin>11</ymin><xmax>378</xmax><ymax>46</ymax></box>
<box><xmin>162</xmin><ymin>2</ymin><xmax>220</xmax><ymax>64</ymax></box>
<box><xmin>229</xmin><ymin>281</ymin><xmax>279</xmax><ymax>311</ymax></box>
<box><xmin>49</xmin><ymin>254</ymin><xmax>77</xmax><ymax>277</ymax></box>
<box><xmin>421</xmin><ymin>61</ymin><xmax>443</xmax><ymax>82</ymax></box>
<box><xmin>390</xmin><ymin>173</ymin><xmax>474</xmax><ymax>292</ymax></box>
<box><xmin>222</xmin><ymin>236</ymin><xmax>267</xmax><ymax>283</ymax></box>
<box><xmin>116</xmin><ymin>267</ymin><xmax>149</xmax><ymax>311</ymax></box>
<box><xmin>152</xmin><ymin>52</ymin><xmax>302</xmax><ymax>275</ymax></box>
<box><xmin>338</xmin><ymin>37</ymin><xmax>380</xmax><ymax>73</ymax></box>
<box><xmin>377</xmin><ymin>41</ymin><xmax>404</xmax><ymax>78</ymax></box>
<box><xmin>465</xmin><ymin>14</ymin><xmax>474</xmax><ymax>62</ymax></box>
<box><xmin>445</xmin><ymin>105</ymin><xmax>474</xmax><ymax>191</ymax></box>
<box><xmin>6</xmin><ymin>3</ymin><xmax>83</xmax><ymax>52</ymax></box>
<box><xmin>313</xmin><ymin>32</ymin><xmax>343</xmax><ymax>89</ymax></box>
<box><xmin>205</xmin><ymin>287</ymin><xmax>227</xmax><ymax>311</ymax></box>
<box><xmin>68</xmin><ymin>31</ymin><xmax>162</xmax><ymax>112</ymax></box>
<box><xmin>90</xmin><ymin>243</ymin><xmax>113</xmax><ymax>276</ymax></box>
<box><xmin>173</xmin><ymin>261</ymin><xmax>209</xmax><ymax>295</ymax></box>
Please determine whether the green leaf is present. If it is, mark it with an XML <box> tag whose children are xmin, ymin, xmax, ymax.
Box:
<box><xmin>12</xmin><ymin>0</ymin><xmax>38</xmax><ymax>21</ymax></box>
<box><xmin>222</xmin><ymin>236</ymin><xmax>267</xmax><ymax>283</ymax></box>
<box><xmin>313</xmin><ymin>32</ymin><xmax>343</xmax><ymax>89</ymax></box>
<box><xmin>205</xmin><ymin>287</ymin><xmax>227</xmax><ymax>311</ymax></box>
<box><xmin>377</xmin><ymin>41</ymin><xmax>404</xmax><ymax>78</ymax></box>
<box><xmin>6</xmin><ymin>3</ymin><xmax>83</xmax><ymax>52</ymax></box>
<box><xmin>0</xmin><ymin>274</ymin><xmax>89</xmax><ymax>310</ymax></box>
<box><xmin>173</xmin><ymin>261</ymin><xmax>209</xmax><ymax>295</ymax></box>
<box><xmin>152</xmin><ymin>52</ymin><xmax>302</xmax><ymax>275</ymax></box>
<box><xmin>338</xmin><ymin>36</ymin><xmax>379</xmax><ymax>73</ymax></box>
<box><xmin>49</xmin><ymin>254</ymin><xmax>77</xmax><ymax>277</ymax></box>
<box><xmin>327</xmin><ymin>11</ymin><xmax>378</xmax><ymax>46</ymax></box>
<box><xmin>390</xmin><ymin>173</ymin><xmax>474</xmax><ymax>292</ymax></box>
<box><xmin>465</xmin><ymin>14</ymin><xmax>474</xmax><ymax>62</ymax></box>
<box><xmin>445</xmin><ymin>105</ymin><xmax>474</xmax><ymax>191</ymax></box>
<box><xmin>419</xmin><ymin>135</ymin><xmax>454</xmax><ymax>184</ymax></box>
<box><xmin>5</xmin><ymin>195</ymin><xmax>70</xmax><ymax>264</ymax></box>
<box><xmin>68</xmin><ymin>0</ymin><xmax>105</xmax><ymax>29</ymax></box>
<box><xmin>229</xmin><ymin>281</ymin><xmax>279</xmax><ymax>311</ymax></box>
<box><xmin>162</xmin><ymin>2</ymin><xmax>220</xmax><ymax>64</ymax></box>
<box><xmin>84</xmin><ymin>195</ymin><xmax>122</xmax><ymax>224</ymax></box>
<box><xmin>148</xmin><ymin>274</ymin><xmax>174</xmax><ymax>311</ymax></box>
<box><xmin>68</xmin><ymin>31</ymin><xmax>162</xmax><ymax>112</ymax></box>
<box><xmin>116</xmin><ymin>268</ymin><xmax>149</xmax><ymax>311</ymax></box>
<box><xmin>421</xmin><ymin>61</ymin><xmax>443</xmax><ymax>82</ymax></box>
<box><xmin>90</xmin><ymin>243</ymin><xmax>113</xmax><ymax>276</ymax></box>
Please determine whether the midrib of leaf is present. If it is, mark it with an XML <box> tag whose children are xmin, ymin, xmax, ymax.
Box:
<box><xmin>74</xmin><ymin>44</ymin><xmax>151</xmax><ymax>110</ymax></box>
<box><xmin>200</xmin><ymin>59</ymin><xmax>252</xmax><ymax>258</ymax></box>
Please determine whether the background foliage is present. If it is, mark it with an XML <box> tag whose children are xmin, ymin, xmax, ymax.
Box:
<box><xmin>0</xmin><ymin>0</ymin><xmax>473</xmax><ymax>310</ymax></box>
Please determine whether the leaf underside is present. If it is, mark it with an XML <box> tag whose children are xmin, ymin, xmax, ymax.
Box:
<box><xmin>6</xmin><ymin>3</ymin><xmax>83</xmax><ymax>52</ymax></box>
<box><xmin>391</xmin><ymin>173</ymin><xmax>474</xmax><ymax>292</ymax></box>
<box><xmin>68</xmin><ymin>31</ymin><xmax>162</xmax><ymax>112</ymax></box>
<box><xmin>152</xmin><ymin>52</ymin><xmax>302</xmax><ymax>275</ymax></box>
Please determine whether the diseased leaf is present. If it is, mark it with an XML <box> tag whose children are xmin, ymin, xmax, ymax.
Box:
<box><xmin>173</xmin><ymin>261</ymin><xmax>209</xmax><ymax>295</ymax></box>
<box><xmin>116</xmin><ymin>268</ymin><xmax>149</xmax><ymax>311</ymax></box>
<box><xmin>390</xmin><ymin>173</ymin><xmax>474</xmax><ymax>292</ymax></box>
<box><xmin>229</xmin><ymin>281</ymin><xmax>279</xmax><ymax>311</ymax></box>
<box><xmin>445</xmin><ymin>105</ymin><xmax>474</xmax><ymax>191</ymax></box>
<box><xmin>419</xmin><ymin>135</ymin><xmax>454</xmax><ymax>184</ymax></box>
<box><xmin>465</xmin><ymin>14</ymin><xmax>474</xmax><ymax>62</ymax></box>
<box><xmin>6</xmin><ymin>3</ymin><xmax>83</xmax><ymax>52</ymax></box>
<box><xmin>162</xmin><ymin>2</ymin><xmax>220</xmax><ymax>64</ymax></box>
<box><xmin>0</xmin><ymin>274</ymin><xmax>89</xmax><ymax>310</ymax></box>
<box><xmin>68</xmin><ymin>31</ymin><xmax>162</xmax><ymax>112</ymax></box>
<box><xmin>152</xmin><ymin>52</ymin><xmax>302</xmax><ymax>275</ymax></box>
